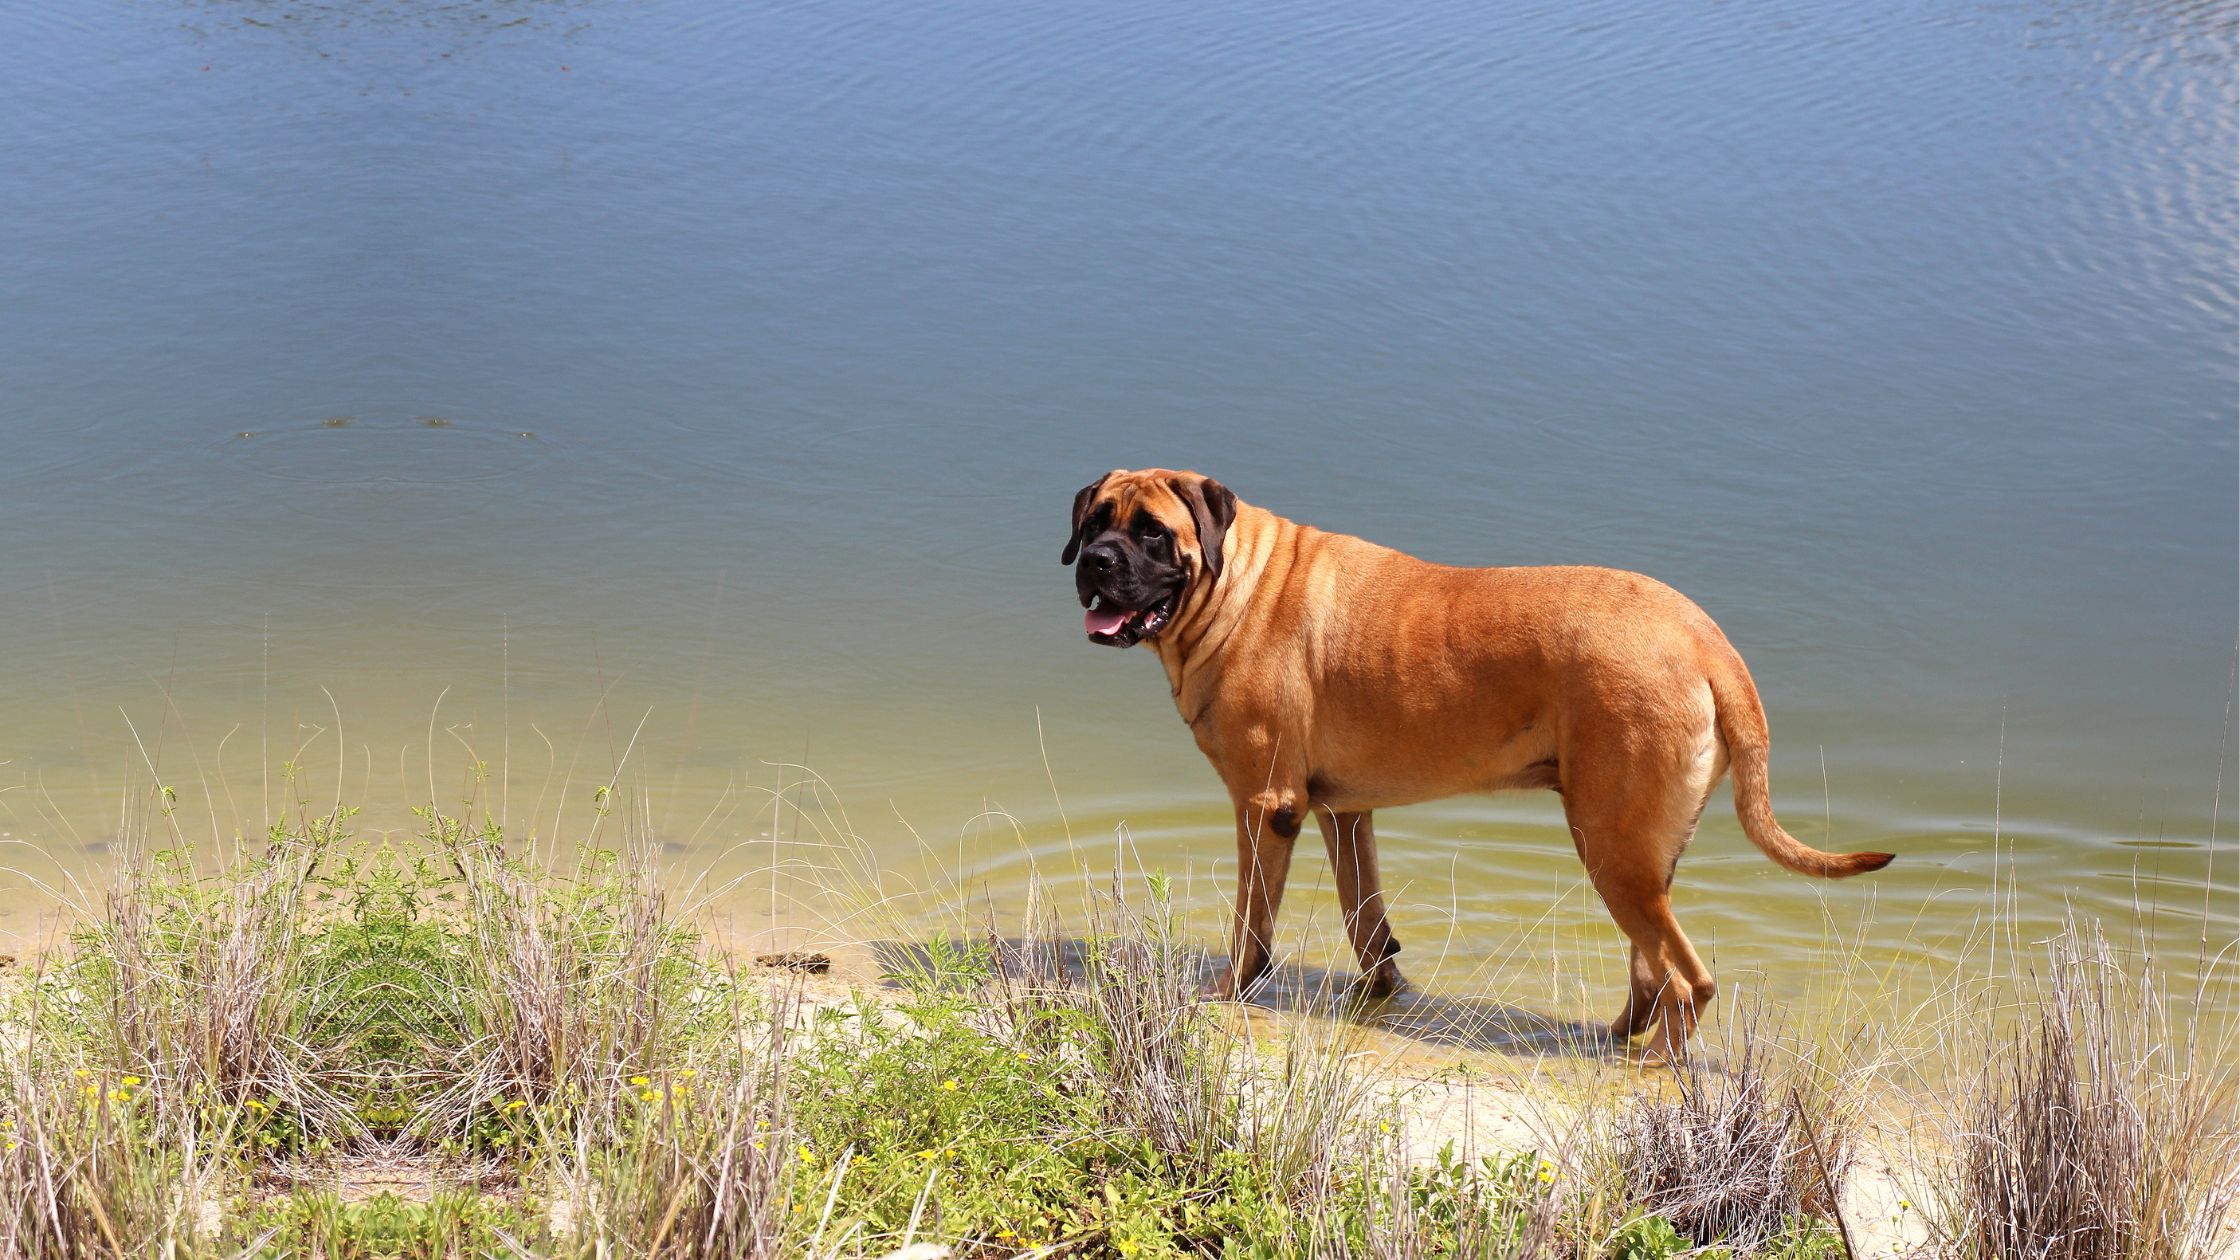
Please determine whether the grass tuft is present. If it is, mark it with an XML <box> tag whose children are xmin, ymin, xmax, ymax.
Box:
<box><xmin>1940</xmin><ymin>922</ymin><xmax>2238</xmax><ymax>1260</ymax></box>
<box><xmin>1607</xmin><ymin>1007</ymin><xmax>1850</xmax><ymax>1255</ymax></box>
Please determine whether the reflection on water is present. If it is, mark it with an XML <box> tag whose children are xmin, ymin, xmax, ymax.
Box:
<box><xmin>0</xmin><ymin>0</ymin><xmax>2231</xmax><ymax>1028</ymax></box>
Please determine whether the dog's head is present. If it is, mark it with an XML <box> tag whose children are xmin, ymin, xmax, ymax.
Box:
<box><xmin>1062</xmin><ymin>469</ymin><xmax>1238</xmax><ymax>648</ymax></box>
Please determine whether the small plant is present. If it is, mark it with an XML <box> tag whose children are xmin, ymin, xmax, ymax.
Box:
<box><xmin>1608</xmin><ymin>1007</ymin><xmax>1851</xmax><ymax>1254</ymax></box>
<box><xmin>1938</xmin><ymin>923</ymin><xmax>2238</xmax><ymax>1260</ymax></box>
<box><xmin>0</xmin><ymin>812</ymin><xmax>355</xmax><ymax>1257</ymax></box>
<box><xmin>1342</xmin><ymin>1144</ymin><xmax>1565</xmax><ymax>1259</ymax></box>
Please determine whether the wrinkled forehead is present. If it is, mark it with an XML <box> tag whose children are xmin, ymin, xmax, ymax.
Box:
<box><xmin>1094</xmin><ymin>472</ymin><xmax>1189</xmax><ymax>528</ymax></box>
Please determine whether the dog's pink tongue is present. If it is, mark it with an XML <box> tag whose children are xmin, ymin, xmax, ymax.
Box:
<box><xmin>1084</xmin><ymin>606</ymin><xmax>1132</xmax><ymax>636</ymax></box>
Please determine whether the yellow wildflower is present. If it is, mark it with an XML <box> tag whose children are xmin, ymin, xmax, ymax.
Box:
<box><xmin>752</xmin><ymin>1140</ymin><xmax>766</xmax><ymax>1151</ymax></box>
<box><xmin>680</xmin><ymin>1069</ymin><xmax>697</xmax><ymax>1078</ymax></box>
<box><xmin>915</xmin><ymin>1149</ymin><xmax>936</xmax><ymax>1162</ymax></box>
<box><xmin>73</xmin><ymin>1070</ymin><xmax>90</xmax><ymax>1081</ymax></box>
<box><xmin>121</xmin><ymin>1076</ymin><xmax>142</xmax><ymax>1088</ymax></box>
<box><xmin>504</xmin><ymin>1100</ymin><xmax>527</xmax><ymax>1112</ymax></box>
<box><xmin>798</xmin><ymin>1145</ymin><xmax>816</xmax><ymax>1165</ymax></box>
<box><xmin>639</xmin><ymin>1089</ymin><xmax>660</xmax><ymax>1103</ymax></box>
<box><xmin>756</xmin><ymin>1118</ymin><xmax>770</xmax><ymax>1131</ymax></box>
<box><xmin>628</xmin><ymin>1075</ymin><xmax>650</xmax><ymax>1087</ymax></box>
<box><xmin>245</xmin><ymin>1099</ymin><xmax>267</xmax><ymax>1113</ymax></box>
<box><xmin>941</xmin><ymin>1078</ymin><xmax>961</xmax><ymax>1092</ymax></box>
<box><xmin>996</xmin><ymin>1230</ymin><xmax>1018</xmax><ymax>1241</ymax></box>
<box><xmin>1117</xmin><ymin>1241</ymin><xmax>1141</xmax><ymax>1256</ymax></box>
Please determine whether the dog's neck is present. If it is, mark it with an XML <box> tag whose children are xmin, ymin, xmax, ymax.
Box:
<box><xmin>1151</xmin><ymin>502</ymin><xmax>1292</xmax><ymax>712</ymax></box>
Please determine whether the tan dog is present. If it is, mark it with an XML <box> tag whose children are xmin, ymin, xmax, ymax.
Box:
<box><xmin>1065</xmin><ymin>468</ymin><xmax>1893</xmax><ymax>1057</ymax></box>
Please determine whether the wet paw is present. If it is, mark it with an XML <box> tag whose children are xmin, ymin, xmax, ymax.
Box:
<box><xmin>1350</xmin><ymin>960</ymin><xmax>1405</xmax><ymax>1000</ymax></box>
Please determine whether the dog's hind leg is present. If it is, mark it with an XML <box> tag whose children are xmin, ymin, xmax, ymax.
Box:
<box><xmin>1597</xmin><ymin>877</ymin><xmax>1712</xmax><ymax>1061</ymax></box>
<box><xmin>1608</xmin><ymin>795</ymin><xmax>1715</xmax><ymax>1041</ymax></box>
<box><xmin>1613</xmin><ymin>941</ymin><xmax>1661</xmax><ymax>1039</ymax></box>
<box><xmin>1316</xmin><ymin>808</ymin><xmax>1403</xmax><ymax>997</ymax></box>
<box><xmin>1561</xmin><ymin>711</ymin><xmax>1722</xmax><ymax>1059</ymax></box>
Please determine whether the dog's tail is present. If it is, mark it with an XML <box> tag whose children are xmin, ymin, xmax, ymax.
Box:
<box><xmin>1708</xmin><ymin>648</ymin><xmax>1895</xmax><ymax>879</ymax></box>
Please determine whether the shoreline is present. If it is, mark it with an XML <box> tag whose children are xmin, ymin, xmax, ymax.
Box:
<box><xmin>0</xmin><ymin>815</ymin><xmax>2231</xmax><ymax>1258</ymax></box>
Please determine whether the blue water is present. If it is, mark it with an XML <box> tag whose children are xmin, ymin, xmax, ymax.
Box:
<box><xmin>0</xmin><ymin>0</ymin><xmax>2232</xmax><ymax>1012</ymax></box>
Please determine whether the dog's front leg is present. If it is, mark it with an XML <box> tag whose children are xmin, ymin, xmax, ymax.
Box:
<box><xmin>1203</xmin><ymin>780</ymin><xmax>1306</xmax><ymax>1001</ymax></box>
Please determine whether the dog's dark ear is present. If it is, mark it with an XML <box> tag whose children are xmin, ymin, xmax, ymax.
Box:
<box><xmin>1061</xmin><ymin>472</ymin><xmax>1113</xmax><ymax>564</ymax></box>
<box><xmin>1171</xmin><ymin>475</ymin><xmax>1238</xmax><ymax>579</ymax></box>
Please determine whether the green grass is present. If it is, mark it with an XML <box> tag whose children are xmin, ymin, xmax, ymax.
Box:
<box><xmin>0</xmin><ymin>804</ymin><xmax>2229</xmax><ymax>1259</ymax></box>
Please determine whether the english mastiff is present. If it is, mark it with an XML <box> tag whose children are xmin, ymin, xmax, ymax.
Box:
<box><xmin>1064</xmin><ymin>468</ymin><xmax>1893</xmax><ymax>1057</ymax></box>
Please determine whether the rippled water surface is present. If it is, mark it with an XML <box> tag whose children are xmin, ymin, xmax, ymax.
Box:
<box><xmin>1</xmin><ymin>0</ymin><xmax>2233</xmax><ymax>1027</ymax></box>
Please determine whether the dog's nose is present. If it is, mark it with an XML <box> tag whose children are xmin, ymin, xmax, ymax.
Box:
<box><xmin>1081</xmin><ymin>543</ymin><xmax>1119</xmax><ymax>574</ymax></box>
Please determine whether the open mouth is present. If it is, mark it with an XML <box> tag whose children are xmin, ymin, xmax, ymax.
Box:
<box><xmin>1082</xmin><ymin>590</ymin><xmax>1178</xmax><ymax>646</ymax></box>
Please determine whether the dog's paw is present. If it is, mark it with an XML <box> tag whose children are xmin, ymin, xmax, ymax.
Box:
<box><xmin>1198</xmin><ymin>971</ymin><xmax>1238</xmax><ymax>1002</ymax></box>
<box><xmin>1634</xmin><ymin>1044</ymin><xmax>1690</xmax><ymax>1071</ymax></box>
<box><xmin>1349</xmin><ymin>961</ymin><xmax>1405</xmax><ymax>1001</ymax></box>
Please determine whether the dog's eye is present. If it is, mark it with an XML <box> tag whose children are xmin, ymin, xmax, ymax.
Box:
<box><xmin>1139</xmin><ymin>523</ymin><xmax>1166</xmax><ymax>546</ymax></box>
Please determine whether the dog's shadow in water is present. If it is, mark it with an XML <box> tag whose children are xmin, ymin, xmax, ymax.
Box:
<box><xmin>865</xmin><ymin>936</ymin><xmax>1620</xmax><ymax>1061</ymax></box>
<box><xmin>1236</xmin><ymin>959</ymin><xmax>1621</xmax><ymax>1060</ymax></box>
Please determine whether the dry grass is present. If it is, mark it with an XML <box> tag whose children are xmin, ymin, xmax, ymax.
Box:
<box><xmin>435</xmin><ymin>815</ymin><xmax>691</xmax><ymax>1123</ymax></box>
<box><xmin>539</xmin><ymin>988</ymin><xmax>796</xmax><ymax>1256</ymax></box>
<box><xmin>429</xmin><ymin>814</ymin><xmax>798</xmax><ymax>1256</ymax></box>
<box><xmin>1935</xmin><ymin>922</ymin><xmax>2238</xmax><ymax>1260</ymax></box>
<box><xmin>1607</xmin><ymin>1006</ymin><xmax>1853</xmax><ymax>1253</ymax></box>
<box><xmin>0</xmin><ymin>812</ymin><xmax>353</xmax><ymax>1256</ymax></box>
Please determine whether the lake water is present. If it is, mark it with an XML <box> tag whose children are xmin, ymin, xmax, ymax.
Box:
<box><xmin>1</xmin><ymin>0</ymin><xmax>2233</xmax><ymax>1032</ymax></box>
